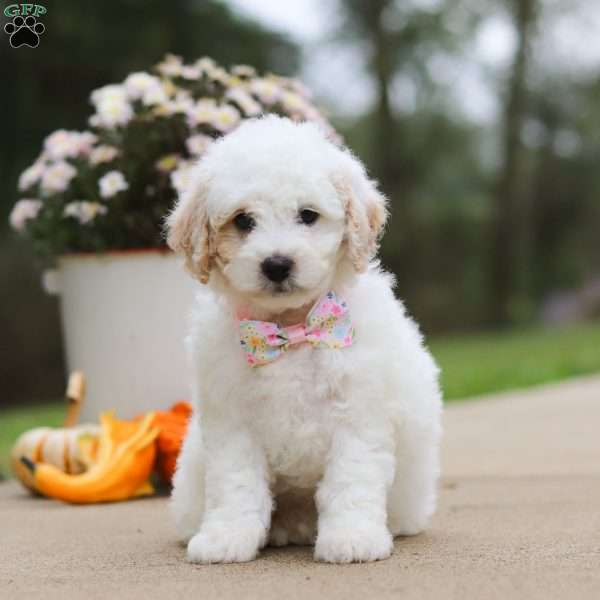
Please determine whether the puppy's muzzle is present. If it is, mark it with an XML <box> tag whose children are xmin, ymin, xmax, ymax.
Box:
<box><xmin>261</xmin><ymin>255</ymin><xmax>294</xmax><ymax>283</ymax></box>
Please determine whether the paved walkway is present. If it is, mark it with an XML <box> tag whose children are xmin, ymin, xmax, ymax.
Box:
<box><xmin>2</xmin><ymin>376</ymin><xmax>599</xmax><ymax>599</ymax></box>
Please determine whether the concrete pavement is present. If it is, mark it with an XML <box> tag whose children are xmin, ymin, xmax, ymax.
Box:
<box><xmin>2</xmin><ymin>375</ymin><xmax>599</xmax><ymax>599</ymax></box>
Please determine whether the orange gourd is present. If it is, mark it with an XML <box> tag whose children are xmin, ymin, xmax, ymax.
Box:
<box><xmin>21</xmin><ymin>412</ymin><xmax>159</xmax><ymax>504</ymax></box>
<box><xmin>148</xmin><ymin>401</ymin><xmax>192</xmax><ymax>485</ymax></box>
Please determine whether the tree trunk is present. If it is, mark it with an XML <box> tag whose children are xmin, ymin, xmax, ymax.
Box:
<box><xmin>371</xmin><ymin>4</ymin><xmax>396</xmax><ymax>186</ymax></box>
<box><xmin>489</xmin><ymin>0</ymin><xmax>536</xmax><ymax>325</ymax></box>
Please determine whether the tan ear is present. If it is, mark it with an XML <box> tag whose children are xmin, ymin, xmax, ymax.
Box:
<box><xmin>165</xmin><ymin>173</ymin><xmax>212</xmax><ymax>284</ymax></box>
<box><xmin>332</xmin><ymin>173</ymin><xmax>388</xmax><ymax>272</ymax></box>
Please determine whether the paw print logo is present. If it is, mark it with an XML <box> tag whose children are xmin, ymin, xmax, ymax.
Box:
<box><xmin>4</xmin><ymin>15</ymin><xmax>45</xmax><ymax>48</ymax></box>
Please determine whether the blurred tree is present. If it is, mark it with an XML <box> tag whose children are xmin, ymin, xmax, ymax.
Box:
<box><xmin>337</xmin><ymin>0</ymin><xmax>488</xmax><ymax>330</ymax></box>
<box><xmin>0</xmin><ymin>0</ymin><xmax>298</xmax><ymax>407</ymax></box>
<box><xmin>525</xmin><ymin>74</ymin><xmax>600</xmax><ymax>306</ymax></box>
<box><xmin>490</xmin><ymin>0</ymin><xmax>538</xmax><ymax>325</ymax></box>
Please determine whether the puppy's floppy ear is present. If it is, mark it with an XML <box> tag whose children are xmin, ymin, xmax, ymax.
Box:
<box><xmin>331</xmin><ymin>164</ymin><xmax>388</xmax><ymax>273</ymax></box>
<box><xmin>165</xmin><ymin>170</ymin><xmax>213</xmax><ymax>284</ymax></box>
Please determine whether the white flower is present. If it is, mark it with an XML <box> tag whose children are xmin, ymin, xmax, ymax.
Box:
<box><xmin>142</xmin><ymin>84</ymin><xmax>168</xmax><ymax>107</ymax></box>
<box><xmin>181</xmin><ymin>65</ymin><xmax>201</xmax><ymax>80</ymax></box>
<box><xmin>44</xmin><ymin>130</ymin><xmax>98</xmax><ymax>160</ymax></box>
<box><xmin>186</xmin><ymin>134</ymin><xmax>213</xmax><ymax>157</ymax></box>
<box><xmin>250</xmin><ymin>78</ymin><xmax>282</xmax><ymax>105</ymax></box>
<box><xmin>162</xmin><ymin>91</ymin><xmax>194</xmax><ymax>116</ymax></box>
<box><xmin>124</xmin><ymin>72</ymin><xmax>160</xmax><ymax>100</ymax></box>
<box><xmin>18</xmin><ymin>160</ymin><xmax>46</xmax><ymax>191</ymax></box>
<box><xmin>226</xmin><ymin>88</ymin><xmax>262</xmax><ymax>117</ymax></box>
<box><xmin>207</xmin><ymin>66</ymin><xmax>230</xmax><ymax>86</ymax></box>
<box><xmin>89</xmin><ymin>145</ymin><xmax>119</xmax><ymax>166</ymax></box>
<box><xmin>90</xmin><ymin>84</ymin><xmax>133</xmax><ymax>128</ymax></box>
<box><xmin>64</xmin><ymin>201</ymin><xmax>107</xmax><ymax>225</ymax></box>
<box><xmin>231</xmin><ymin>65</ymin><xmax>256</xmax><ymax>78</ymax></box>
<box><xmin>211</xmin><ymin>104</ymin><xmax>241</xmax><ymax>132</ymax></box>
<box><xmin>187</xmin><ymin>99</ymin><xmax>217</xmax><ymax>127</ymax></box>
<box><xmin>124</xmin><ymin>72</ymin><xmax>169</xmax><ymax>106</ymax></box>
<box><xmin>281</xmin><ymin>91</ymin><xmax>308</xmax><ymax>115</ymax></box>
<box><xmin>9</xmin><ymin>199</ymin><xmax>42</xmax><ymax>231</ymax></box>
<box><xmin>170</xmin><ymin>161</ymin><xmax>195</xmax><ymax>194</ymax></box>
<box><xmin>194</xmin><ymin>57</ymin><xmax>216</xmax><ymax>73</ymax></box>
<box><xmin>41</xmin><ymin>161</ymin><xmax>77</xmax><ymax>194</ymax></box>
<box><xmin>99</xmin><ymin>170</ymin><xmax>129</xmax><ymax>198</ymax></box>
<box><xmin>156</xmin><ymin>54</ymin><xmax>184</xmax><ymax>77</ymax></box>
<box><xmin>78</xmin><ymin>132</ymin><xmax>98</xmax><ymax>154</ymax></box>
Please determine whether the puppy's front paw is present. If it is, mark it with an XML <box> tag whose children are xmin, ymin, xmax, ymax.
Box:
<box><xmin>187</xmin><ymin>520</ymin><xmax>266</xmax><ymax>564</ymax></box>
<box><xmin>315</xmin><ymin>521</ymin><xmax>393</xmax><ymax>564</ymax></box>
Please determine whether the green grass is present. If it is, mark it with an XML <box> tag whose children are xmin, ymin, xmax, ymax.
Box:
<box><xmin>431</xmin><ymin>321</ymin><xmax>600</xmax><ymax>400</ymax></box>
<box><xmin>2</xmin><ymin>321</ymin><xmax>600</xmax><ymax>479</ymax></box>
<box><xmin>0</xmin><ymin>402</ymin><xmax>65</xmax><ymax>480</ymax></box>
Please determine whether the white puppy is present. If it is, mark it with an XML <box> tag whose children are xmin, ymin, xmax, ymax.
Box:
<box><xmin>166</xmin><ymin>115</ymin><xmax>442</xmax><ymax>564</ymax></box>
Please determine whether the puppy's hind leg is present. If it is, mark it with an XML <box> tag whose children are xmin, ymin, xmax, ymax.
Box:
<box><xmin>387</xmin><ymin>423</ymin><xmax>441</xmax><ymax>537</ymax></box>
<box><xmin>170</xmin><ymin>415</ymin><xmax>205</xmax><ymax>544</ymax></box>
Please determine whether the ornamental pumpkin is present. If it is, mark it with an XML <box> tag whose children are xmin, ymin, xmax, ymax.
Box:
<box><xmin>148</xmin><ymin>401</ymin><xmax>192</xmax><ymax>485</ymax></box>
<box><xmin>20</xmin><ymin>411</ymin><xmax>158</xmax><ymax>504</ymax></box>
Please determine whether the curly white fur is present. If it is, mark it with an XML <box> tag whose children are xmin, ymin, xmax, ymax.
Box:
<box><xmin>167</xmin><ymin>115</ymin><xmax>442</xmax><ymax>564</ymax></box>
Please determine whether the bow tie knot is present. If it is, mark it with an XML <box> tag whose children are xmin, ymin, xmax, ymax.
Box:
<box><xmin>239</xmin><ymin>291</ymin><xmax>354</xmax><ymax>367</ymax></box>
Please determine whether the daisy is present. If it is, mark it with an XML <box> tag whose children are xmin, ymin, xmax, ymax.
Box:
<box><xmin>231</xmin><ymin>65</ymin><xmax>256</xmax><ymax>78</ymax></box>
<box><xmin>89</xmin><ymin>145</ymin><xmax>119</xmax><ymax>166</ymax></box>
<box><xmin>212</xmin><ymin>104</ymin><xmax>241</xmax><ymax>132</ymax></box>
<box><xmin>187</xmin><ymin>99</ymin><xmax>217</xmax><ymax>128</ymax></box>
<box><xmin>181</xmin><ymin>65</ymin><xmax>201</xmax><ymax>80</ymax></box>
<box><xmin>250</xmin><ymin>78</ymin><xmax>282</xmax><ymax>105</ymax></box>
<box><xmin>281</xmin><ymin>91</ymin><xmax>307</xmax><ymax>115</ymax></box>
<box><xmin>186</xmin><ymin>134</ymin><xmax>213</xmax><ymax>157</ymax></box>
<box><xmin>160</xmin><ymin>91</ymin><xmax>194</xmax><ymax>116</ymax></box>
<box><xmin>99</xmin><ymin>170</ymin><xmax>129</xmax><ymax>198</ymax></box>
<box><xmin>90</xmin><ymin>84</ymin><xmax>133</xmax><ymax>128</ymax></box>
<box><xmin>124</xmin><ymin>72</ymin><xmax>161</xmax><ymax>100</ymax></box>
<box><xmin>44</xmin><ymin>130</ymin><xmax>97</xmax><ymax>160</ymax></box>
<box><xmin>226</xmin><ymin>88</ymin><xmax>262</xmax><ymax>117</ymax></box>
<box><xmin>63</xmin><ymin>201</ymin><xmax>108</xmax><ymax>225</ymax></box>
<box><xmin>170</xmin><ymin>161</ymin><xmax>195</xmax><ymax>194</ymax></box>
<box><xmin>18</xmin><ymin>160</ymin><xmax>46</xmax><ymax>191</ymax></box>
<box><xmin>156</xmin><ymin>54</ymin><xmax>184</xmax><ymax>77</ymax></box>
<box><xmin>41</xmin><ymin>161</ymin><xmax>77</xmax><ymax>194</ymax></box>
<box><xmin>9</xmin><ymin>199</ymin><xmax>42</xmax><ymax>231</ymax></box>
<box><xmin>141</xmin><ymin>84</ymin><xmax>168</xmax><ymax>107</ymax></box>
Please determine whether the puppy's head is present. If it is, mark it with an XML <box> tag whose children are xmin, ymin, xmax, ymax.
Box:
<box><xmin>166</xmin><ymin>115</ymin><xmax>387</xmax><ymax>313</ymax></box>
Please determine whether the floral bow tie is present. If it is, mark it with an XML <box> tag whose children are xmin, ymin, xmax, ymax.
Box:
<box><xmin>239</xmin><ymin>291</ymin><xmax>355</xmax><ymax>367</ymax></box>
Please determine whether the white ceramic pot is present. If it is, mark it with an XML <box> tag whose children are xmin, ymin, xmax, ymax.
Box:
<box><xmin>47</xmin><ymin>250</ymin><xmax>199</xmax><ymax>421</ymax></box>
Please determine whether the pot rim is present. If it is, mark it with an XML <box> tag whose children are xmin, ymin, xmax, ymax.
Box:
<box><xmin>59</xmin><ymin>246</ymin><xmax>174</xmax><ymax>261</ymax></box>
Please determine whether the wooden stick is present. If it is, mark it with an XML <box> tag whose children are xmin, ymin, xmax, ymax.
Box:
<box><xmin>64</xmin><ymin>371</ymin><xmax>86</xmax><ymax>427</ymax></box>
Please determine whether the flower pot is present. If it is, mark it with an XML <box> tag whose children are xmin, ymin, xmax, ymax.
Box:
<box><xmin>47</xmin><ymin>250</ymin><xmax>199</xmax><ymax>421</ymax></box>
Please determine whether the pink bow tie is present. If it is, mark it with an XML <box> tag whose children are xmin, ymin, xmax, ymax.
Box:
<box><xmin>239</xmin><ymin>291</ymin><xmax>355</xmax><ymax>367</ymax></box>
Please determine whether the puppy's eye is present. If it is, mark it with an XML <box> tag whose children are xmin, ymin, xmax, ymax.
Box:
<box><xmin>233</xmin><ymin>212</ymin><xmax>255</xmax><ymax>232</ymax></box>
<box><xmin>299</xmin><ymin>209</ymin><xmax>319</xmax><ymax>226</ymax></box>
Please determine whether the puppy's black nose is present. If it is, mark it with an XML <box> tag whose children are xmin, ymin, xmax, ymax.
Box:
<box><xmin>261</xmin><ymin>255</ymin><xmax>294</xmax><ymax>283</ymax></box>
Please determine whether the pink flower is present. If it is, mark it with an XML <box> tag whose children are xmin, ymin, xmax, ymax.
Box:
<box><xmin>319</xmin><ymin>301</ymin><xmax>333</xmax><ymax>315</ymax></box>
<box><xmin>44</xmin><ymin>130</ymin><xmax>97</xmax><ymax>160</ymax></box>
<box><xmin>331</xmin><ymin>304</ymin><xmax>343</xmax><ymax>316</ymax></box>
<box><xmin>257</xmin><ymin>322</ymin><xmax>278</xmax><ymax>335</ymax></box>
<box><xmin>18</xmin><ymin>161</ymin><xmax>45</xmax><ymax>191</ymax></box>
<box><xmin>9</xmin><ymin>199</ymin><xmax>42</xmax><ymax>231</ymax></box>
